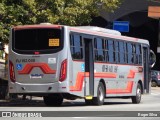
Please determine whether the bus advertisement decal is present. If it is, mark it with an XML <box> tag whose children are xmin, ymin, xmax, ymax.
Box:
<box><xmin>70</xmin><ymin>72</ymin><xmax>117</xmax><ymax>91</ymax></box>
<box><xmin>18</xmin><ymin>63</ymin><xmax>56</xmax><ymax>74</ymax></box>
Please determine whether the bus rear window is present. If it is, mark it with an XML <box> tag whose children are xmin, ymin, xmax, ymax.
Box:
<box><xmin>13</xmin><ymin>28</ymin><xmax>63</xmax><ymax>54</ymax></box>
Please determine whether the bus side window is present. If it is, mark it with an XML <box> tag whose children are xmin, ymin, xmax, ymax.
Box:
<box><xmin>132</xmin><ymin>44</ymin><xmax>136</xmax><ymax>64</ymax></box>
<box><xmin>135</xmin><ymin>44</ymin><xmax>142</xmax><ymax>65</ymax></box>
<box><xmin>105</xmin><ymin>40</ymin><xmax>109</xmax><ymax>62</ymax></box>
<box><xmin>127</xmin><ymin>42</ymin><xmax>133</xmax><ymax>64</ymax></box>
<box><xmin>119</xmin><ymin>41</ymin><xmax>125</xmax><ymax>64</ymax></box>
<box><xmin>108</xmin><ymin>40</ymin><xmax>114</xmax><ymax>63</ymax></box>
<box><xmin>124</xmin><ymin>42</ymin><xmax>128</xmax><ymax>63</ymax></box>
<box><xmin>70</xmin><ymin>34</ymin><xmax>83</xmax><ymax>60</ymax></box>
<box><xmin>114</xmin><ymin>41</ymin><xmax>119</xmax><ymax>63</ymax></box>
<box><xmin>94</xmin><ymin>38</ymin><xmax>105</xmax><ymax>62</ymax></box>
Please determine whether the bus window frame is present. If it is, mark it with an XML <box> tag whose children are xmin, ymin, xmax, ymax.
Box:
<box><xmin>69</xmin><ymin>31</ymin><xmax>143</xmax><ymax>66</ymax></box>
<box><xmin>12</xmin><ymin>27</ymin><xmax>64</xmax><ymax>54</ymax></box>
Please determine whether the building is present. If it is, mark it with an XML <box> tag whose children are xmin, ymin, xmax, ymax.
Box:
<box><xmin>91</xmin><ymin>0</ymin><xmax>160</xmax><ymax>70</ymax></box>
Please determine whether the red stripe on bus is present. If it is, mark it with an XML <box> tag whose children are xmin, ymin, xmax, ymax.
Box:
<box><xmin>70</xmin><ymin>70</ymin><xmax>135</xmax><ymax>93</ymax></box>
<box><xmin>127</xmin><ymin>70</ymin><xmax>136</xmax><ymax>78</ymax></box>
<box><xmin>18</xmin><ymin>63</ymin><xmax>56</xmax><ymax>74</ymax></box>
<box><xmin>106</xmin><ymin>70</ymin><xmax>135</xmax><ymax>94</ymax></box>
<box><xmin>106</xmin><ymin>81</ymin><xmax>133</xmax><ymax>94</ymax></box>
<box><xmin>70</xmin><ymin>72</ymin><xmax>117</xmax><ymax>91</ymax></box>
<box><xmin>14</xmin><ymin>25</ymin><xmax>61</xmax><ymax>30</ymax></box>
<box><xmin>70</xmin><ymin>72</ymin><xmax>85</xmax><ymax>91</ymax></box>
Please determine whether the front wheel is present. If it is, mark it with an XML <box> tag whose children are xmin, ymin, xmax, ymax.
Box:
<box><xmin>131</xmin><ymin>83</ymin><xmax>142</xmax><ymax>104</ymax></box>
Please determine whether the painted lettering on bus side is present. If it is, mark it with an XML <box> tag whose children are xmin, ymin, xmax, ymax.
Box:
<box><xmin>102</xmin><ymin>65</ymin><xmax>118</xmax><ymax>73</ymax></box>
<box><xmin>16</xmin><ymin>59</ymin><xmax>35</xmax><ymax>63</ymax></box>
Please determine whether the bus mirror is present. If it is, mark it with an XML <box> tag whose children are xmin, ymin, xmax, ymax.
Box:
<box><xmin>150</xmin><ymin>50</ymin><xmax>156</xmax><ymax>68</ymax></box>
<box><xmin>0</xmin><ymin>42</ymin><xmax>4</xmax><ymax>50</ymax></box>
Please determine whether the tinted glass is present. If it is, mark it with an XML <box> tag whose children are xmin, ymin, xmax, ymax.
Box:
<box><xmin>136</xmin><ymin>44</ymin><xmax>142</xmax><ymax>65</ymax></box>
<box><xmin>127</xmin><ymin>43</ymin><xmax>133</xmax><ymax>64</ymax></box>
<box><xmin>114</xmin><ymin>41</ymin><xmax>119</xmax><ymax>63</ymax></box>
<box><xmin>70</xmin><ymin>34</ymin><xmax>83</xmax><ymax>60</ymax></box>
<box><xmin>108</xmin><ymin>40</ymin><xmax>114</xmax><ymax>63</ymax></box>
<box><xmin>14</xmin><ymin>29</ymin><xmax>62</xmax><ymax>52</ymax></box>
<box><xmin>119</xmin><ymin>41</ymin><xmax>125</xmax><ymax>63</ymax></box>
<box><xmin>94</xmin><ymin>38</ymin><xmax>105</xmax><ymax>61</ymax></box>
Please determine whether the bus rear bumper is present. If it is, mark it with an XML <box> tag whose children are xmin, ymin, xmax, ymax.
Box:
<box><xmin>9</xmin><ymin>81</ymin><xmax>69</xmax><ymax>94</ymax></box>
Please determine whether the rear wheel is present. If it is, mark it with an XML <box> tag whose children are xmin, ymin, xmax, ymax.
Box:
<box><xmin>85</xmin><ymin>82</ymin><xmax>105</xmax><ymax>106</ymax></box>
<box><xmin>151</xmin><ymin>81</ymin><xmax>157</xmax><ymax>87</ymax></box>
<box><xmin>131</xmin><ymin>83</ymin><xmax>142</xmax><ymax>104</ymax></box>
<box><xmin>93</xmin><ymin>82</ymin><xmax>105</xmax><ymax>105</ymax></box>
<box><xmin>43</xmin><ymin>94</ymin><xmax>63</xmax><ymax>106</ymax></box>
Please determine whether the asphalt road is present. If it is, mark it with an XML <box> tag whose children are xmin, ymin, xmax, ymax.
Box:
<box><xmin>0</xmin><ymin>87</ymin><xmax>160</xmax><ymax>120</ymax></box>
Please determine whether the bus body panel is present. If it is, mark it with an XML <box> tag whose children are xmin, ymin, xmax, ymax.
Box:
<box><xmin>9</xmin><ymin>26</ymin><xmax>69</xmax><ymax>94</ymax></box>
<box><xmin>8</xmin><ymin>24</ymin><xmax>150</xmax><ymax>105</ymax></box>
<box><xmin>69</xmin><ymin>62</ymin><xmax>143</xmax><ymax>97</ymax></box>
<box><xmin>9</xmin><ymin>51</ymin><xmax>69</xmax><ymax>94</ymax></box>
<box><xmin>69</xmin><ymin>61</ymin><xmax>85</xmax><ymax>97</ymax></box>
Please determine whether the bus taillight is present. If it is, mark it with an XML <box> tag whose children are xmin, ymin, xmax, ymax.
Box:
<box><xmin>9</xmin><ymin>61</ymin><xmax>16</xmax><ymax>82</ymax></box>
<box><xmin>59</xmin><ymin>59</ymin><xmax>67</xmax><ymax>82</ymax></box>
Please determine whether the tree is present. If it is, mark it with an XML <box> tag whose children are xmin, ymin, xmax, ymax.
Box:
<box><xmin>0</xmin><ymin>0</ymin><xmax>122</xmax><ymax>43</ymax></box>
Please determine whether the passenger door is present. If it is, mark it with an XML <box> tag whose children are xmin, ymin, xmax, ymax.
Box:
<box><xmin>143</xmin><ymin>46</ymin><xmax>150</xmax><ymax>93</ymax></box>
<box><xmin>84</xmin><ymin>37</ymin><xmax>94</xmax><ymax>97</ymax></box>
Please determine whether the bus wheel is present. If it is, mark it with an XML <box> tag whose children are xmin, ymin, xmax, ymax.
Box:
<box><xmin>43</xmin><ymin>94</ymin><xmax>63</xmax><ymax>106</ymax></box>
<box><xmin>131</xmin><ymin>83</ymin><xmax>142</xmax><ymax>104</ymax></box>
<box><xmin>93</xmin><ymin>82</ymin><xmax>105</xmax><ymax>106</ymax></box>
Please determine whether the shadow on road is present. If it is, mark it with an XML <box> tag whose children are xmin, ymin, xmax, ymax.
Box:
<box><xmin>0</xmin><ymin>99</ymin><xmax>132</xmax><ymax>107</ymax></box>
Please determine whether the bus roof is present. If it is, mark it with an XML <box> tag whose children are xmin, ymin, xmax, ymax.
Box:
<box><xmin>75</xmin><ymin>26</ymin><xmax>121</xmax><ymax>36</ymax></box>
<box><xmin>12</xmin><ymin>24</ymin><xmax>149</xmax><ymax>45</ymax></box>
<box><xmin>69</xmin><ymin>26</ymin><xmax>149</xmax><ymax>45</ymax></box>
<box><xmin>13</xmin><ymin>24</ymin><xmax>62</xmax><ymax>30</ymax></box>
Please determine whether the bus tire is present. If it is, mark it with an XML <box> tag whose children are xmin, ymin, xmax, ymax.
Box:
<box><xmin>43</xmin><ymin>94</ymin><xmax>63</xmax><ymax>106</ymax></box>
<box><xmin>93</xmin><ymin>82</ymin><xmax>105</xmax><ymax>106</ymax></box>
<box><xmin>131</xmin><ymin>83</ymin><xmax>142</xmax><ymax>104</ymax></box>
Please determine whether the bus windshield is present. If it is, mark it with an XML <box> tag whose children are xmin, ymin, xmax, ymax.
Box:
<box><xmin>13</xmin><ymin>28</ymin><xmax>62</xmax><ymax>54</ymax></box>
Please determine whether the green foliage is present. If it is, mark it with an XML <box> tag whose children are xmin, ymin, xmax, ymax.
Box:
<box><xmin>0</xmin><ymin>0</ymin><xmax>122</xmax><ymax>43</ymax></box>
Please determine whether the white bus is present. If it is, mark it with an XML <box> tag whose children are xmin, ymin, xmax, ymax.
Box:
<box><xmin>8</xmin><ymin>23</ymin><xmax>156</xmax><ymax>106</ymax></box>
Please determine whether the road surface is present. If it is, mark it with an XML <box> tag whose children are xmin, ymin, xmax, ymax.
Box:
<box><xmin>0</xmin><ymin>87</ymin><xmax>160</xmax><ymax>120</ymax></box>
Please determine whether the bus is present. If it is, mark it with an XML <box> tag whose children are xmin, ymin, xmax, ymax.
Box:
<box><xmin>8</xmin><ymin>23</ymin><xmax>156</xmax><ymax>106</ymax></box>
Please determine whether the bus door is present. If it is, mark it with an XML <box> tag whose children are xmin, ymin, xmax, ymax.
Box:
<box><xmin>143</xmin><ymin>45</ymin><xmax>150</xmax><ymax>93</ymax></box>
<box><xmin>84</xmin><ymin>37</ymin><xmax>94</xmax><ymax>97</ymax></box>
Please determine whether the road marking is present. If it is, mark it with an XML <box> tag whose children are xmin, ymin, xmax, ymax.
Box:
<box><xmin>151</xmin><ymin>93</ymin><xmax>160</xmax><ymax>95</ymax></box>
<box><xmin>72</xmin><ymin>117</ymin><xmax>88</xmax><ymax>119</ymax></box>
